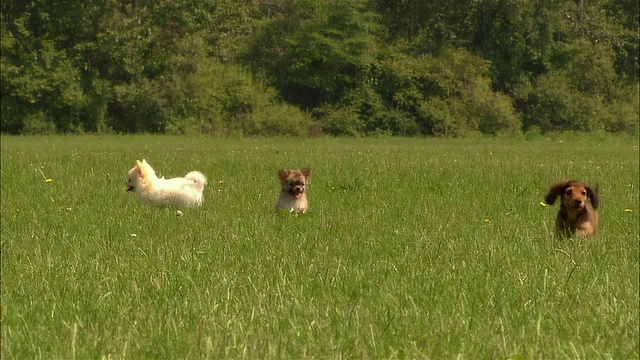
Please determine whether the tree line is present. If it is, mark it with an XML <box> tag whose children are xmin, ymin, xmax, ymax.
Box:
<box><xmin>1</xmin><ymin>0</ymin><xmax>638</xmax><ymax>136</ymax></box>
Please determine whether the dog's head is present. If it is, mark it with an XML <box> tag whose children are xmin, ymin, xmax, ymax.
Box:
<box><xmin>545</xmin><ymin>179</ymin><xmax>599</xmax><ymax>210</ymax></box>
<box><xmin>279</xmin><ymin>168</ymin><xmax>311</xmax><ymax>199</ymax></box>
<box><xmin>126</xmin><ymin>159</ymin><xmax>154</xmax><ymax>192</ymax></box>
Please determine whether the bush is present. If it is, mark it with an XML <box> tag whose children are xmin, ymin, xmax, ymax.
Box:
<box><xmin>420</xmin><ymin>97</ymin><xmax>478</xmax><ymax>137</ymax></box>
<box><xmin>376</xmin><ymin>49</ymin><xmax>522</xmax><ymax>136</ymax></box>
<box><xmin>374</xmin><ymin>48</ymin><xmax>522</xmax><ymax>136</ymax></box>
<box><xmin>316</xmin><ymin>105</ymin><xmax>365</xmax><ymax>136</ymax></box>
<box><xmin>1</xmin><ymin>39</ymin><xmax>94</xmax><ymax>134</ymax></box>
<box><xmin>243</xmin><ymin>103</ymin><xmax>312</xmax><ymax>136</ymax></box>
<box><xmin>470</xmin><ymin>86</ymin><xmax>522</xmax><ymax>136</ymax></box>
<box><xmin>367</xmin><ymin>108</ymin><xmax>421</xmax><ymax>136</ymax></box>
<box><xmin>22</xmin><ymin>112</ymin><xmax>57</xmax><ymax>135</ymax></box>
<box><xmin>515</xmin><ymin>73</ymin><xmax>638</xmax><ymax>134</ymax></box>
<box><xmin>163</xmin><ymin>59</ymin><xmax>313</xmax><ymax>136</ymax></box>
<box><xmin>565</xmin><ymin>41</ymin><xmax>617</xmax><ymax>97</ymax></box>
<box><xmin>600</xmin><ymin>87</ymin><xmax>639</xmax><ymax>135</ymax></box>
<box><xmin>107</xmin><ymin>79</ymin><xmax>169</xmax><ymax>133</ymax></box>
<box><xmin>240</xmin><ymin>1</ymin><xmax>380</xmax><ymax>110</ymax></box>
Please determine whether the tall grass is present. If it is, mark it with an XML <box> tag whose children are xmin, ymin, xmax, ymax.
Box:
<box><xmin>2</xmin><ymin>135</ymin><xmax>638</xmax><ymax>358</ymax></box>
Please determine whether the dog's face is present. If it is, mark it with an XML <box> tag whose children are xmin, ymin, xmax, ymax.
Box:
<box><xmin>562</xmin><ymin>183</ymin><xmax>589</xmax><ymax>210</ymax></box>
<box><xmin>126</xmin><ymin>159</ymin><xmax>152</xmax><ymax>192</ymax></box>
<box><xmin>126</xmin><ymin>168</ymin><xmax>139</xmax><ymax>192</ymax></box>
<box><xmin>279</xmin><ymin>168</ymin><xmax>310</xmax><ymax>199</ymax></box>
<box><xmin>545</xmin><ymin>179</ymin><xmax>599</xmax><ymax>210</ymax></box>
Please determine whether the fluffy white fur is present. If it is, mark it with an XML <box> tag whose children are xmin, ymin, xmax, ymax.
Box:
<box><xmin>126</xmin><ymin>159</ymin><xmax>207</xmax><ymax>207</ymax></box>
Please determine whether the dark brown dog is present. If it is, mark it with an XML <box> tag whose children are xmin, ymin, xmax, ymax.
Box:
<box><xmin>545</xmin><ymin>179</ymin><xmax>599</xmax><ymax>238</ymax></box>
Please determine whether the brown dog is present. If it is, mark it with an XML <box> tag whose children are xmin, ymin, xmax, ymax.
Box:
<box><xmin>275</xmin><ymin>168</ymin><xmax>311</xmax><ymax>213</ymax></box>
<box><xmin>544</xmin><ymin>179</ymin><xmax>599</xmax><ymax>238</ymax></box>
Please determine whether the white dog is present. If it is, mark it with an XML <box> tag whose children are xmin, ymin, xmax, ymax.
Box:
<box><xmin>126</xmin><ymin>159</ymin><xmax>207</xmax><ymax>207</ymax></box>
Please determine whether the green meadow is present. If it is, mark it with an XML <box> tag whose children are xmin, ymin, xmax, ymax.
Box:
<box><xmin>1</xmin><ymin>135</ymin><xmax>638</xmax><ymax>359</ymax></box>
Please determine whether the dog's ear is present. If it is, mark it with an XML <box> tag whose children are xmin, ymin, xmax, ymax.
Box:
<box><xmin>279</xmin><ymin>169</ymin><xmax>290</xmax><ymax>180</ymax></box>
<box><xmin>136</xmin><ymin>160</ymin><xmax>149</xmax><ymax>179</ymax></box>
<box><xmin>301</xmin><ymin>168</ymin><xmax>311</xmax><ymax>179</ymax></box>
<box><xmin>587</xmin><ymin>185</ymin><xmax>599</xmax><ymax>209</ymax></box>
<box><xmin>545</xmin><ymin>179</ymin><xmax>569</xmax><ymax>205</ymax></box>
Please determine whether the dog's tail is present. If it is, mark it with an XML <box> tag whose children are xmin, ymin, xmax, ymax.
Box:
<box><xmin>185</xmin><ymin>171</ymin><xmax>207</xmax><ymax>192</ymax></box>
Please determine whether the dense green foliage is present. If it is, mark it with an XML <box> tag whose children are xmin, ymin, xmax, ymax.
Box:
<box><xmin>1</xmin><ymin>0</ymin><xmax>638</xmax><ymax>136</ymax></box>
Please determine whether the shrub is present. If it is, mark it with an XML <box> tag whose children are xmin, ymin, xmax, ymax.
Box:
<box><xmin>1</xmin><ymin>38</ymin><xmax>93</xmax><ymax>134</ymax></box>
<box><xmin>419</xmin><ymin>97</ymin><xmax>478</xmax><ymax>137</ymax></box>
<box><xmin>375</xmin><ymin>48</ymin><xmax>521</xmax><ymax>136</ymax></box>
<box><xmin>469</xmin><ymin>85</ymin><xmax>522</xmax><ymax>136</ymax></box>
<box><xmin>242</xmin><ymin>103</ymin><xmax>312</xmax><ymax>136</ymax></box>
<box><xmin>600</xmin><ymin>86</ymin><xmax>640</xmax><ymax>135</ymax></box>
<box><xmin>22</xmin><ymin>112</ymin><xmax>56</xmax><ymax>135</ymax></box>
<box><xmin>514</xmin><ymin>73</ymin><xmax>638</xmax><ymax>134</ymax></box>
<box><xmin>240</xmin><ymin>1</ymin><xmax>380</xmax><ymax>110</ymax></box>
<box><xmin>316</xmin><ymin>105</ymin><xmax>365</xmax><ymax>136</ymax></box>
<box><xmin>367</xmin><ymin>108</ymin><xmax>421</xmax><ymax>136</ymax></box>
<box><xmin>166</xmin><ymin>59</ymin><xmax>312</xmax><ymax>136</ymax></box>
<box><xmin>107</xmin><ymin>79</ymin><xmax>169</xmax><ymax>133</ymax></box>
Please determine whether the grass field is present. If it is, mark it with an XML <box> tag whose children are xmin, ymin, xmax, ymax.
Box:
<box><xmin>1</xmin><ymin>135</ymin><xmax>638</xmax><ymax>359</ymax></box>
